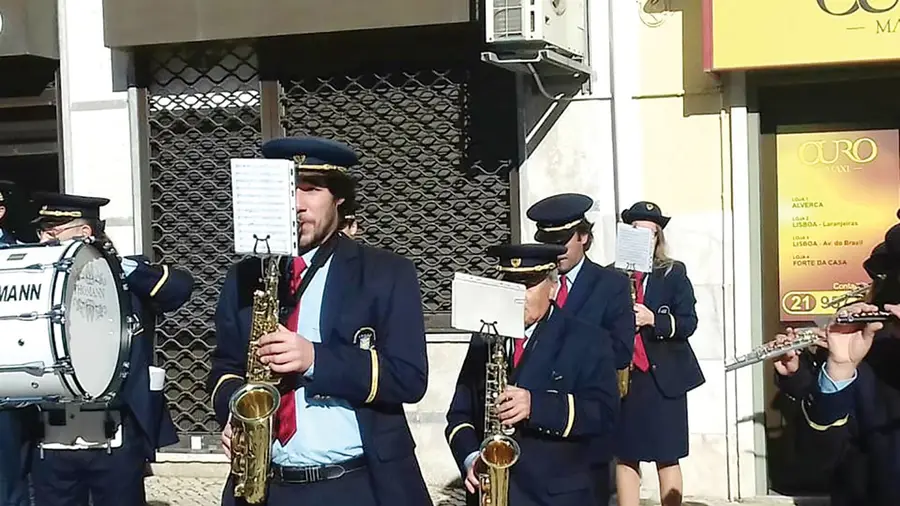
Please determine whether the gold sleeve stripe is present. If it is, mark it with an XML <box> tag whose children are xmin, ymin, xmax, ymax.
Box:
<box><xmin>210</xmin><ymin>374</ymin><xmax>243</xmax><ymax>408</ymax></box>
<box><xmin>150</xmin><ymin>265</ymin><xmax>170</xmax><ymax>297</ymax></box>
<box><xmin>447</xmin><ymin>423</ymin><xmax>475</xmax><ymax>445</ymax></box>
<box><xmin>365</xmin><ymin>349</ymin><xmax>379</xmax><ymax>404</ymax></box>
<box><xmin>668</xmin><ymin>314</ymin><xmax>676</xmax><ymax>338</ymax></box>
<box><xmin>801</xmin><ymin>399</ymin><xmax>849</xmax><ymax>432</ymax></box>
<box><xmin>562</xmin><ymin>393</ymin><xmax>576</xmax><ymax>438</ymax></box>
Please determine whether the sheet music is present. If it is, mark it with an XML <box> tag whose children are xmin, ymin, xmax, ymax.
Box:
<box><xmin>231</xmin><ymin>159</ymin><xmax>298</xmax><ymax>256</ymax></box>
<box><xmin>614</xmin><ymin>223</ymin><xmax>654</xmax><ymax>273</ymax></box>
<box><xmin>451</xmin><ymin>272</ymin><xmax>526</xmax><ymax>339</ymax></box>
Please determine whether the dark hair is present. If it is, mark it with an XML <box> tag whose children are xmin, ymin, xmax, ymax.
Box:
<box><xmin>575</xmin><ymin>220</ymin><xmax>594</xmax><ymax>251</ymax></box>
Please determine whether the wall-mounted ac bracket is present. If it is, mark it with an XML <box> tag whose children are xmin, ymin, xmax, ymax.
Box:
<box><xmin>480</xmin><ymin>49</ymin><xmax>591</xmax><ymax>79</ymax></box>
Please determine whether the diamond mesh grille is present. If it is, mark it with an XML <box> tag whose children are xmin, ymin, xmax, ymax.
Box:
<box><xmin>142</xmin><ymin>41</ymin><xmax>515</xmax><ymax>436</ymax></box>
<box><xmin>145</xmin><ymin>42</ymin><xmax>261</xmax><ymax>434</ymax></box>
<box><xmin>280</xmin><ymin>66</ymin><xmax>514</xmax><ymax>320</ymax></box>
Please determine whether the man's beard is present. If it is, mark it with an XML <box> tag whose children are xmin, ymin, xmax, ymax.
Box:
<box><xmin>297</xmin><ymin>215</ymin><xmax>338</xmax><ymax>254</ymax></box>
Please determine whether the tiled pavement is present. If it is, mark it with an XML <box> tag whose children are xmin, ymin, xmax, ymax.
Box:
<box><xmin>144</xmin><ymin>474</ymin><xmax>825</xmax><ymax>506</ymax></box>
<box><xmin>144</xmin><ymin>476</ymin><xmax>467</xmax><ymax>506</ymax></box>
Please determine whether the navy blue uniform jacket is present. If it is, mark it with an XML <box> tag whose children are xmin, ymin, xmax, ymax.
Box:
<box><xmin>775</xmin><ymin>350</ymin><xmax>867</xmax><ymax>506</ymax></box>
<box><xmin>445</xmin><ymin>308</ymin><xmax>618</xmax><ymax>506</ymax></box>
<box><xmin>119</xmin><ymin>255</ymin><xmax>194</xmax><ymax>459</ymax></box>
<box><xmin>637</xmin><ymin>261</ymin><xmax>704</xmax><ymax>398</ymax></box>
<box><xmin>565</xmin><ymin>260</ymin><xmax>634</xmax><ymax>369</ymax></box>
<box><xmin>207</xmin><ymin>236</ymin><xmax>432</xmax><ymax>506</ymax></box>
<box><xmin>802</xmin><ymin>336</ymin><xmax>900</xmax><ymax>505</ymax></box>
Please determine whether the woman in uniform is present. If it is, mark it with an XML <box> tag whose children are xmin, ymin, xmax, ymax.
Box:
<box><xmin>613</xmin><ymin>202</ymin><xmax>705</xmax><ymax>506</ymax></box>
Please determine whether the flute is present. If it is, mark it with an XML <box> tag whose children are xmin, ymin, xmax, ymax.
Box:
<box><xmin>724</xmin><ymin>329</ymin><xmax>822</xmax><ymax>372</ymax></box>
<box><xmin>835</xmin><ymin>310</ymin><xmax>896</xmax><ymax>324</ymax></box>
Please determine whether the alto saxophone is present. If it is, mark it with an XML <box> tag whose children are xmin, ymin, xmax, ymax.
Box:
<box><xmin>228</xmin><ymin>258</ymin><xmax>283</xmax><ymax>504</ymax></box>
<box><xmin>476</xmin><ymin>335</ymin><xmax>521</xmax><ymax>506</ymax></box>
<box><xmin>617</xmin><ymin>272</ymin><xmax>638</xmax><ymax>398</ymax></box>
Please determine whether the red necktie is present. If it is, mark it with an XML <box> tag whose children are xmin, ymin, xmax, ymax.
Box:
<box><xmin>513</xmin><ymin>336</ymin><xmax>527</xmax><ymax>368</ymax></box>
<box><xmin>632</xmin><ymin>272</ymin><xmax>651</xmax><ymax>372</ymax></box>
<box><xmin>556</xmin><ymin>274</ymin><xmax>569</xmax><ymax>307</ymax></box>
<box><xmin>274</xmin><ymin>257</ymin><xmax>307</xmax><ymax>446</ymax></box>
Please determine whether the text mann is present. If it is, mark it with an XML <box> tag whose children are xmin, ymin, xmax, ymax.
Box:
<box><xmin>0</xmin><ymin>284</ymin><xmax>42</xmax><ymax>302</ymax></box>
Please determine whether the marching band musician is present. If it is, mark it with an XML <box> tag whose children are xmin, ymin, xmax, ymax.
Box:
<box><xmin>208</xmin><ymin>136</ymin><xmax>432</xmax><ymax>506</ymax></box>
<box><xmin>0</xmin><ymin>181</ymin><xmax>36</xmax><ymax>506</ymax></box>
<box><xmin>613</xmin><ymin>202</ymin><xmax>704</xmax><ymax>506</ymax></box>
<box><xmin>27</xmin><ymin>193</ymin><xmax>194</xmax><ymax>506</ymax></box>
<box><xmin>781</xmin><ymin>219</ymin><xmax>900</xmax><ymax>505</ymax></box>
<box><xmin>341</xmin><ymin>214</ymin><xmax>359</xmax><ymax>238</ymax></box>
<box><xmin>526</xmin><ymin>193</ymin><xmax>634</xmax><ymax>504</ymax></box>
<box><xmin>445</xmin><ymin>243</ymin><xmax>619</xmax><ymax>506</ymax></box>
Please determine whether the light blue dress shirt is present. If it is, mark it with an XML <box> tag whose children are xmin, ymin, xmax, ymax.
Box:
<box><xmin>817</xmin><ymin>364</ymin><xmax>857</xmax><ymax>393</ymax></box>
<box><xmin>271</xmin><ymin>247</ymin><xmax>364</xmax><ymax>467</ymax></box>
<box><xmin>562</xmin><ymin>256</ymin><xmax>584</xmax><ymax>290</ymax></box>
<box><xmin>121</xmin><ymin>257</ymin><xmax>138</xmax><ymax>277</ymax></box>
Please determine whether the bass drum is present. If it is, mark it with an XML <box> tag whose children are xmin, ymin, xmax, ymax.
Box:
<box><xmin>0</xmin><ymin>238</ymin><xmax>134</xmax><ymax>405</ymax></box>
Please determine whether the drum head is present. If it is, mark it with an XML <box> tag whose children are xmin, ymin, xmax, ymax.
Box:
<box><xmin>64</xmin><ymin>243</ymin><xmax>125</xmax><ymax>400</ymax></box>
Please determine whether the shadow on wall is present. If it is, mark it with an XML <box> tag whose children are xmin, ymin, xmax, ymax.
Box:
<box><xmin>520</xmin><ymin>73</ymin><xmax>590</xmax><ymax>156</ymax></box>
<box><xmin>640</xmin><ymin>0</ymin><xmax>723</xmax><ymax>117</ymax></box>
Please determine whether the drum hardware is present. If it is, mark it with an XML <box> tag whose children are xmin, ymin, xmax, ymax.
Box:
<box><xmin>0</xmin><ymin>259</ymin><xmax>76</xmax><ymax>273</ymax></box>
<box><xmin>0</xmin><ymin>306</ymin><xmax>65</xmax><ymax>324</ymax></box>
<box><xmin>0</xmin><ymin>396</ymin><xmax>61</xmax><ymax>407</ymax></box>
<box><xmin>0</xmin><ymin>360</ymin><xmax>70</xmax><ymax>377</ymax></box>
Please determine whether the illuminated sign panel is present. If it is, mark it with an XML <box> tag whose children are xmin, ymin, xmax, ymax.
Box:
<box><xmin>704</xmin><ymin>0</ymin><xmax>900</xmax><ymax>71</ymax></box>
<box><xmin>776</xmin><ymin>129</ymin><xmax>900</xmax><ymax>322</ymax></box>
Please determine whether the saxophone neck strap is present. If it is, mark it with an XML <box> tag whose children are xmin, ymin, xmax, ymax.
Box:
<box><xmin>283</xmin><ymin>233</ymin><xmax>341</xmax><ymax>313</ymax></box>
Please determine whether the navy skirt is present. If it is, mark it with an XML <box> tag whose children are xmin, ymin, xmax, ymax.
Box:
<box><xmin>613</xmin><ymin>368</ymin><xmax>689</xmax><ymax>464</ymax></box>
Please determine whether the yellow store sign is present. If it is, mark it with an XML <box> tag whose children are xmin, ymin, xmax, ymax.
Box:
<box><xmin>704</xmin><ymin>0</ymin><xmax>900</xmax><ymax>71</ymax></box>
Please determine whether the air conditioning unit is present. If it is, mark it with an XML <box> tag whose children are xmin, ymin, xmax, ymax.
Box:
<box><xmin>485</xmin><ymin>0</ymin><xmax>587</xmax><ymax>59</ymax></box>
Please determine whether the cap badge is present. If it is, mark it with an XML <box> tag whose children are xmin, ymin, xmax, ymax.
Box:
<box><xmin>292</xmin><ymin>154</ymin><xmax>307</xmax><ymax>166</ymax></box>
<box><xmin>646</xmin><ymin>203</ymin><xmax>654</xmax><ymax>210</ymax></box>
<box><xmin>510</xmin><ymin>258</ymin><xmax>522</xmax><ymax>268</ymax></box>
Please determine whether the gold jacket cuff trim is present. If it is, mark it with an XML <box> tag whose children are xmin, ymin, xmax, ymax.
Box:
<box><xmin>150</xmin><ymin>265</ymin><xmax>170</xmax><ymax>297</ymax></box>
<box><xmin>447</xmin><ymin>423</ymin><xmax>475</xmax><ymax>445</ymax></box>
<box><xmin>801</xmin><ymin>399</ymin><xmax>848</xmax><ymax>431</ymax></box>
<box><xmin>365</xmin><ymin>349</ymin><xmax>379</xmax><ymax>403</ymax></box>
<box><xmin>562</xmin><ymin>393</ymin><xmax>575</xmax><ymax>438</ymax></box>
<box><xmin>210</xmin><ymin>374</ymin><xmax>243</xmax><ymax>408</ymax></box>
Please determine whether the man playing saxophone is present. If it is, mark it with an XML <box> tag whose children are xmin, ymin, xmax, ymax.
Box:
<box><xmin>445</xmin><ymin>243</ymin><xmax>619</xmax><ymax>506</ymax></box>
<box><xmin>207</xmin><ymin>136</ymin><xmax>431</xmax><ymax>506</ymax></box>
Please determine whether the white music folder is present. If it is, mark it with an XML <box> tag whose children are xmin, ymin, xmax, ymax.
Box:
<box><xmin>451</xmin><ymin>272</ymin><xmax>525</xmax><ymax>339</ymax></box>
<box><xmin>614</xmin><ymin>223</ymin><xmax>654</xmax><ymax>273</ymax></box>
<box><xmin>231</xmin><ymin>158</ymin><xmax>298</xmax><ymax>257</ymax></box>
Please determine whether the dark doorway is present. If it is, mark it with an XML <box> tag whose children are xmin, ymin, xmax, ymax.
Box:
<box><xmin>0</xmin><ymin>79</ymin><xmax>62</xmax><ymax>243</ymax></box>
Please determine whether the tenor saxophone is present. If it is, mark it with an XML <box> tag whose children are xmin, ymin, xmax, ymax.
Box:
<box><xmin>228</xmin><ymin>258</ymin><xmax>283</xmax><ymax>504</ymax></box>
<box><xmin>617</xmin><ymin>272</ymin><xmax>638</xmax><ymax>398</ymax></box>
<box><xmin>476</xmin><ymin>335</ymin><xmax>521</xmax><ymax>506</ymax></box>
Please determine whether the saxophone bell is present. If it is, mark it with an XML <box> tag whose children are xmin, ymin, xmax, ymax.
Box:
<box><xmin>228</xmin><ymin>382</ymin><xmax>281</xmax><ymax>502</ymax></box>
<box><xmin>479</xmin><ymin>433</ymin><xmax>521</xmax><ymax>470</ymax></box>
<box><xmin>229</xmin><ymin>382</ymin><xmax>282</xmax><ymax>425</ymax></box>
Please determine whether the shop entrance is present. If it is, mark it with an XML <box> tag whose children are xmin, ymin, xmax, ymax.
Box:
<box><xmin>756</xmin><ymin>72</ymin><xmax>900</xmax><ymax>496</ymax></box>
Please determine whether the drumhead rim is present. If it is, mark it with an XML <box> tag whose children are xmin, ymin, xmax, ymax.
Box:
<box><xmin>56</xmin><ymin>237</ymin><xmax>134</xmax><ymax>403</ymax></box>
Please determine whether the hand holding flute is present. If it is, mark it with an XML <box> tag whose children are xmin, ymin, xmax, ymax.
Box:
<box><xmin>725</xmin><ymin>302</ymin><xmax>891</xmax><ymax>372</ymax></box>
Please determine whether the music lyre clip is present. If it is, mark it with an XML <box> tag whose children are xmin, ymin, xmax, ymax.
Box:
<box><xmin>252</xmin><ymin>234</ymin><xmax>272</xmax><ymax>256</ymax></box>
